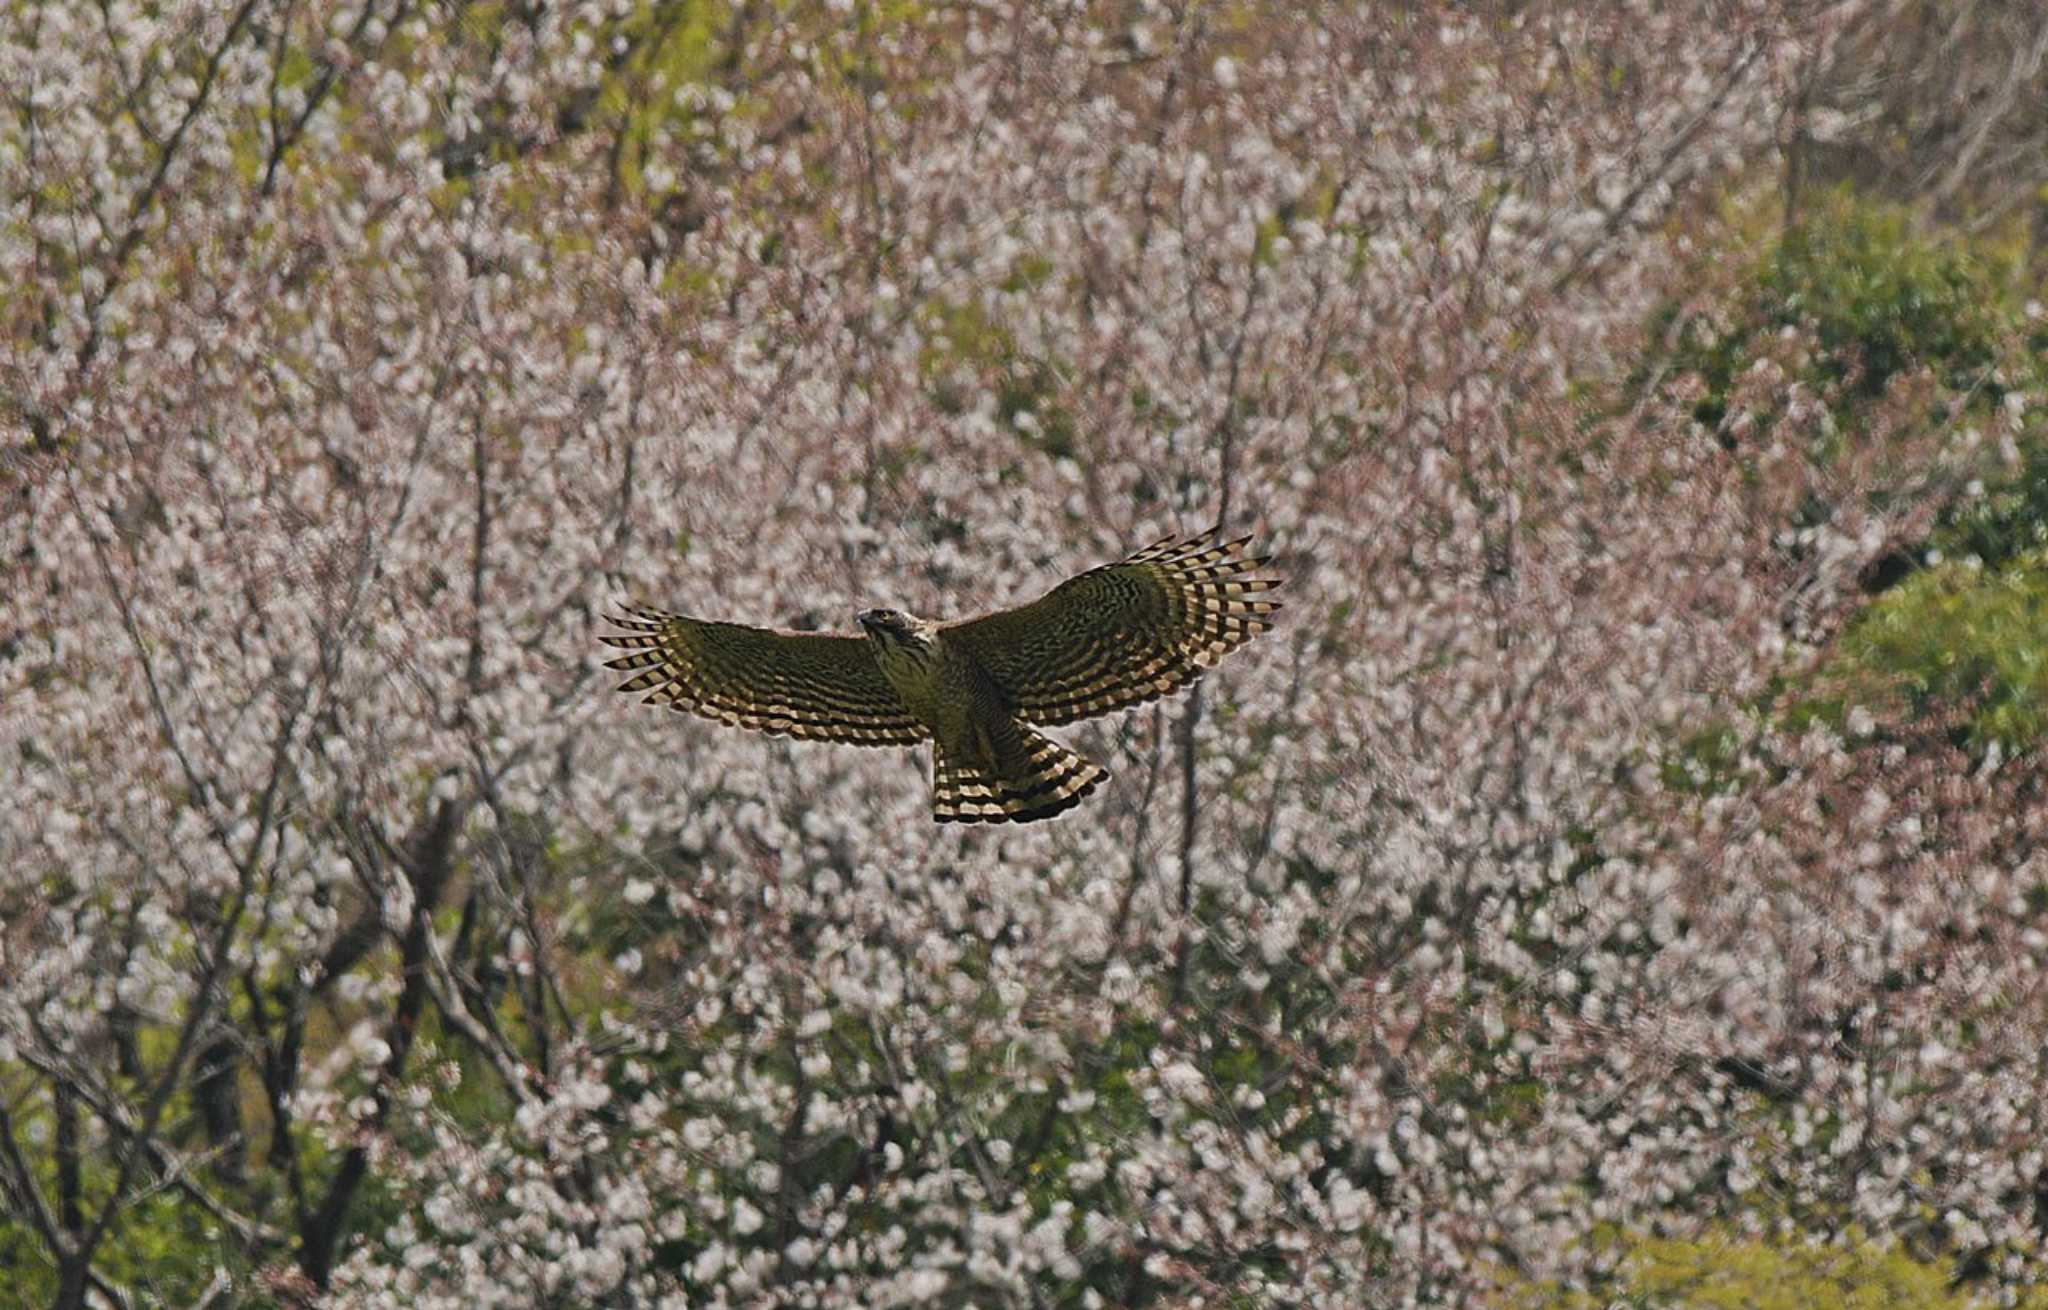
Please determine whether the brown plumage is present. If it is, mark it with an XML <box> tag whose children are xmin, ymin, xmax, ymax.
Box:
<box><xmin>600</xmin><ymin>527</ymin><xmax>1281</xmax><ymax>823</ymax></box>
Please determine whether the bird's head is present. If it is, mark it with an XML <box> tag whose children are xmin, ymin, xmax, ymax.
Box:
<box><xmin>857</xmin><ymin>608</ymin><xmax>937</xmax><ymax>659</ymax></box>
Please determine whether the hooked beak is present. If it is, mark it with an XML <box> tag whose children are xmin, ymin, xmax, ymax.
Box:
<box><xmin>856</xmin><ymin>610</ymin><xmax>884</xmax><ymax>634</ymax></box>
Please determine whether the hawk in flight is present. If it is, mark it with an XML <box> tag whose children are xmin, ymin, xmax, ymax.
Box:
<box><xmin>601</xmin><ymin>527</ymin><xmax>1281</xmax><ymax>823</ymax></box>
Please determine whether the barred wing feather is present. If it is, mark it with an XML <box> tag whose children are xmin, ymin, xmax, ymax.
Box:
<box><xmin>600</xmin><ymin>605</ymin><xmax>926</xmax><ymax>746</ymax></box>
<box><xmin>942</xmin><ymin>528</ymin><xmax>1281</xmax><ymax>727</ymax></box>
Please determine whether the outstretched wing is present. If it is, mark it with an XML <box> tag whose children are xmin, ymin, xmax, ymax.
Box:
<box><xmin>600</xmin><ymin>605</ymin><xmax>926</xmax><ymax>746</ymax></box>
<box><xmin>943</xmin><ymin>528</ymin><xmax>1281</xmax><ymax>726</ymax></box>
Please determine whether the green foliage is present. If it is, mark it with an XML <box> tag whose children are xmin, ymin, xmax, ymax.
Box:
<box><xmin>1932</xmin><ymin>429</ymin><xmax>2048</xmax><ymax>571</ymax></box>
<box><xmin>1655</xmin><ymin>193</ymin><xmax>2012</xmax><ymax>434</ymax></box>
<box><xmin>1763</xmin><ymin>199</ymin><xmax>2006</xmax><ymax>398</ymax></box>
<box><xmin>1829</xmin><ymin>553</ymin><xmax>2048</xmax><ymax>749</ymax></box>
<box><xmin>0</xmin><ymin>1105</ymin><xmax>256</xmax><ymax>1305</ymax></box>
<box><xmin>596</xmin><ymin>1</ymin><xmax>728</xmax><ymax>196</ymax></box>
<box><xmin>920</xmin><ymin>295</ymin><xmax>1079</xmax><ymax>459</ymax></box>
<box><xmin>0</xmin><ymin>1219</ymin><xmax>54</xmax><ymax>1303</ymax></box>
<box><xmin>1659</xmin><ymin>719</ymin><xmax>1752</xmax><ymax>796</ymax></box>
<box><xmin>1506</xmin><ymin>1225</ymin><xmax>2029</xmax><ymax>1310</ymax></box>
<box><xmin>1637</xmin><ymin>191</ymin><xmax>2048</xmax><ymax>756</ymax></box>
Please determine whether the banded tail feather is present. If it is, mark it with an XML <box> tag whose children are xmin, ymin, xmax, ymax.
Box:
<box><xmin>932</xmin><ymin>728</ymin><xmax>1108</xmax><ymax>824</ymax></box>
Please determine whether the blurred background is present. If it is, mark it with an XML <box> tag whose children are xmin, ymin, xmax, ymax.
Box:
<box><xmin>6</xmin><ymin>1</ymin><xmax>2048</xmax><ymax>1305</ymax></box>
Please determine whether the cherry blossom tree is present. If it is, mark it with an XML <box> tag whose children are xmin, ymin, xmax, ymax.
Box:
<box><xmin>3</xmin><ymin>1</ymin><xmax>2045</xmax><ymax>1307</ymax></box>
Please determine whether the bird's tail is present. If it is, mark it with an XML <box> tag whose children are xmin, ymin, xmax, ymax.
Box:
<box><xmin>932</xmin><ymin>727</ymin><xmax>1107</xmax><ymax>824</ymax></box>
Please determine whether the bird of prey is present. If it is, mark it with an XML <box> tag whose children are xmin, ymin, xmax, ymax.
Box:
<box><xmin>601</xmin><ymin>527</ymin><xmax>1281</xmax><ymax>823</ymax></box>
